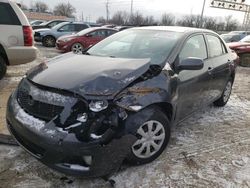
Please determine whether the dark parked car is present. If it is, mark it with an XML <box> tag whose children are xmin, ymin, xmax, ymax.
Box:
<box><xmin>34</xmin><ymin>22</ymin><xmax>90</xmax><ymax>47</ymax></box>
<box><xmin>56</xmin><ymin>27</ymin><xmax>117</xmax><ymax>53</ymax></box>
<box><xmin>32</xmin><ymin>19</ymin><xmax>67</xmax><ymax>30</ymax></box>
<box><xmin>7</xmin><ymin>27</ymin><xmax>238</xmax><ymax>178</ymax></box>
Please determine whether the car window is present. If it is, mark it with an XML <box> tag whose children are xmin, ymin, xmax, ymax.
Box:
<box><xmin>0</xmin><ymin>2</ymin><xmax>21</xmax><ymax>25</ymax></box>
<box><xmin>206</xmin><ymin>35</ymin><xmax>224</xmax><ymax>58</ymax></box>
<box><xmin>48</xmin><ymin>21</ymin><xmax>59</xmax><ymax>28</ymax></box>
<box><xmin>90</xmin><ymin>30</ymin><xmax>107</xmax><ymax>37</ymax></box>
<box><xmin>75</xmin><ymin>24</ymin><xmax>88</xmax><ymax>32</ymax></box>
<box><xmin>179</xmin><ymin>35</ymin><xmax>207</xmax><ymax>61</ymax></box>
<box><xmin>59</xmin><ymin>24</ymin><xmax>75</xmax><ymax>32</ymax></box>
<box><xmin>106</xmin><ymin>30</ymin><xmax>116</xmax><ymax>36</ymax></box>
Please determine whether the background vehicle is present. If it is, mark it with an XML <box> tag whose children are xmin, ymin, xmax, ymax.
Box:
<box><xmin>7</xmin><ymin>27</ymin><xmax>237</xmax><ymax>177</ymax></box>
<box><xmin>0</xmin><ymin>0</ymin><xmax>37</xmax><ymax>79</ymax></box>
<box><xmin>114</xmin><ymin>25</ymin><xmax>133</xmax><ymax>31</ymax></box>
<box><xmin>30</xmin><ymin>20</ymin><xmax>45</xmax><ymax>26</ymax></box>
<box><xmin>56</xmin><ymin>27</ymin><xmax>117</xmax><ymax>53</ymax></box>
<box><xmin>229</xmin><ymin>31</ymin><xmax>250</xmax><ymax>39</ymax></box>
<box><xmin>32</xmin><ymin>19</ymin><xmax>67</xmax><ymax>30</ymax></box>
<box><xmin>34</xmin><ymin>22</ymin><xmax>90</xmax><ymax>47</ymax></box>
<box><xmin>228</xmin><ymin>35</ymin><xmax>250</xmax><ymax>66</ymax></box>
<box><xmin>221</xmin><ymin>33</ymin><xmax>242</xmax><ymax>43</ymax></box>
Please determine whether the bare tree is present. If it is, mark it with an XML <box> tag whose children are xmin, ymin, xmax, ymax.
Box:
<box><xmin>143</xmin><ymin>15</ymin><xmax>156</xmax><ymax>25</ymax></box>
<box><xmin>161</xmin><ymin>13</ymin><xmax>175</xmax><ymax>26</ymax></box>
<box><xmin>34</xmin><ymin>1</ymin><xmax>48</xmax><ymax>13</ymax></box>
<box><xmin>53</xmin><ymin>3</ymin><xmax>76</xmax><ymax>17</ymax></box>
<box><xmin>177</xmin><ymin>15</ymin><xmax>200</xmax><ymax>28</ymax></box>
<box><xmin>110</xmin><ymin>11</ymin><xmax>130</xmax><ymax>25</ymax></box>
<box><xmin>224</xmin><ymin>15</ymin><xmax>239</xmax><ymax>31</ymax></box>
<box><xmin>96</xmin><ymin>16</ymin><xmax>106</xmax><ymax>24</ymax></box>
<box><xmin>129</xmin><ymin>11</ymin><xmax>144</xmax><ymax>26</ymax></box>
<box><xmin>203</xmin><ymin>16</ymin><xmax>217</xmax><ymax>30</ymax></box>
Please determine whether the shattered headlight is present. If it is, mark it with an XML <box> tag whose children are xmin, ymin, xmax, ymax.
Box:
<box><xmin>89</xmin><ymin>100</ymin><xmax>108</xmax><ymax>112</ymax></box>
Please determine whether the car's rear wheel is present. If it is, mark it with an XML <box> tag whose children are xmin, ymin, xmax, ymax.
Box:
<box><xmin>0</xmin><ymin>56</ymin><xmax>7</xmax><ymax>80</ymax></box>
<box><xmin>42</xmin><ymin>36</ymin><xmax>56</xmax><ymax>47</ymax></box>
<box><xmin>126</xmin><ymin>107</ymin><xmax>171</xmax><ymax>165</ymax></box>
<box><xmin>214</xmin><ymin>79</ymin><xmax>233</xmax><ymax>107</ymax></box>
<box><xmin>71</xmin><ymin>43</ymin><xmax>84</xmax><ymax>54</ymax></box>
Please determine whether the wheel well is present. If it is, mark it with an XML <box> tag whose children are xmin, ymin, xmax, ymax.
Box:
<box><xmin>154</xmin><ymin>102</ymin><xmax>173</xmax><ymax>121</ymax></box>
<box><xmin>42</xmin><ymin>35</ymin><xmax>56</xmax><ymax>41</ymax></box>
<box><xmin>0</xmin><ymin>44</ymin><xmax>9</xmax><ymax>65</ymax></box>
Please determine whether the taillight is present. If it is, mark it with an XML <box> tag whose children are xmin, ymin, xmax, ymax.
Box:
<box><xmin>23</xmin><ymin>26</ymin><xmax>33</xmax><ymax>46</ymax></box>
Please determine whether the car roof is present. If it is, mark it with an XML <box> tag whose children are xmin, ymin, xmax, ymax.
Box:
<box><xmin>132</xmin><ymin>26</ymin><xmax>215</xmax><ymax>34</ymax></box>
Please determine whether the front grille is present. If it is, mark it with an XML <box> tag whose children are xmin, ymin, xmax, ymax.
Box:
<box><xmin>16</xmin><ymin>80</ymin><xmax>72</xmax><ymax>122</ymax></box>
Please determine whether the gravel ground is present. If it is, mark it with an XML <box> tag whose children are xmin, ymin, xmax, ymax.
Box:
<box><xmin>0</xmin><ymin>45</ymin><xmax>250</xmax><ymax>187</ymax></box>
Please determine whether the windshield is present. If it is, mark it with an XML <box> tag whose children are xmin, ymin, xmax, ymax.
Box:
<box><xmin>87</xmin><ymin>29</ymin><xmax>182</xmax><ymax>65</ymax></box>
<box><xmin>77</xmin><ymin>28</ymin><xmax>96</xmax><ymax>36</ymax></box>
<box><xmin>51</xmin><ymin>22</ymin><xmax>69</xmax><ymax>30</ymax></box>
<box><xmin>240</xmin><ymin>35</ymin><xmax>250</xmax><ymax>43</ymax></box>
<box><xmin>221</xmin><ymin>34</ymin><xmax>240</xmax><ymax>43</ymax></box>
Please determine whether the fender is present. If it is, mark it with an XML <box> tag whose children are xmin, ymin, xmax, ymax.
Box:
<box><xmin>114</xmin><ymin>72</ymin><xmax>175</xmax><ymax>112</ymax></box>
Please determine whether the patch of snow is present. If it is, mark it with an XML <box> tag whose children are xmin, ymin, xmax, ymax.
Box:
<box><xmin>121</xmin><ymin>76</ymin><xmax>136</xmax><ymax>84</ymax></box>
<box><xmin>129</xmin><ymin>105</ymin><xmax>142</xmax><ymax>111</ymax></box>
<box><xmin>27</xmin><ymin>83</ymin><xmax>75</xmax><ymax>106</ymax></box>
<box><xmin>90</xmin><ymin>133</ymin><xmax>102</xmax><ymax>139</ymax></box>
<box><xmin>69</xmin><ymin>164</ymin><xmax>89</xmax><ymax>171</ymax></box>
<box><xmin>14</xmin><ymin>100</ymin><xmax>45</xmax><ymax>132</ymax></box>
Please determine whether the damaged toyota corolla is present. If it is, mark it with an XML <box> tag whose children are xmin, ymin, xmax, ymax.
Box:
<box><xmin>6</xmin><ymin>26</ymin><xmax>238</xmax><ymax>178</ymax></box>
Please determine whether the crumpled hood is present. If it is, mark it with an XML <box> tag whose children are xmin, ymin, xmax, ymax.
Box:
<box><xmin>27</xmin><ymin>53</ymin><xmax>150</xmax><ymax>99</ymax></box>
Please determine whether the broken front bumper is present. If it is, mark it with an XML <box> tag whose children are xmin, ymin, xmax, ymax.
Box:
<box><xmin>6</xmin><ymin>92</ymin><xmax>136</xmax><ymax>178</ymax></box>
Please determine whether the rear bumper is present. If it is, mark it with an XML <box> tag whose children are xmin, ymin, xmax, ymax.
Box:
<box><xmin>56</xmin><ymin>42</ymin><xmax>70</xmax><ymax>53</ymax></box>
<box><xmin>6</xmin><ymin>46</ymin><xmax>37</xmax><ymax>65</ymax></box>
<box><xmin>6</xmin><ymin>91</ymin><xmax>136</xmax><ymax>177</ymax></box>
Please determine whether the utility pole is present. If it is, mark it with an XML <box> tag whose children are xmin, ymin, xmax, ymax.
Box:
<box><xmin>130</xmin><ymin>0</ymin><xmax>134</xmax><ymax>17</ymax></box>
<box><xmin>200</xmin><ymin>0</ymin><xmax>206</xmax><ymax>28</ymax></box>
<box><xmin>106</xmin><ymin>0</ymin><xmax>110</xmax><ymax>22</ymax></box>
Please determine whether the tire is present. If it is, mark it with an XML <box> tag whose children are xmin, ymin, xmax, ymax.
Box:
<box><xmin>0</xmin><ymin>56</ymin><xmax>7</xmax><ymax>80</ymax></box>
<box><xmin>42</xmin><ymin>36</ymin><xmax>56</xmax><ymax>47</ymax></box>
<box><xmin>213</xmin><ymin>79</ymin><xmax>233</xmax><ymax>107</ymax></box>
<box><xmin>71</xmin><ymin>43</ymin><xmax>84</xmax><ymax>54</ymax></box>
<box><xmin>125</xmin><ymin>106</ymin><xmax>171</xmax><ymax>165</ymax></box>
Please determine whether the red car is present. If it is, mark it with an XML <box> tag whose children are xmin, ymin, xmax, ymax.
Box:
<box><xmin>228</xmin><ymin>35</ymin><xmax>250</xmax><ymax>66</ymax></box>
<box><xmin>56</xmin><ymin>27</ymin><xmax>117</xmax><ymax>53</ymax></box>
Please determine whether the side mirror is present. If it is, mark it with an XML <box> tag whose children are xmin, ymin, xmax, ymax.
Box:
<box><xmin>178</xmin><ymin>57</ymin><xmax>204</xmax><ymax>71</ymax></box>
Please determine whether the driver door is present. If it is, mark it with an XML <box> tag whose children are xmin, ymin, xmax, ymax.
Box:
<box><xmin>176</xmin><ymin>34</ymin><xmax>213</xmax><ymax>121</ymax></box>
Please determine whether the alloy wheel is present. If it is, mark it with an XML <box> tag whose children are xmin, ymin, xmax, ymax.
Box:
<box><xmin>72</xmin><ymin>43</ymin><xmax>83</xmax><ymax>54</ymax></box>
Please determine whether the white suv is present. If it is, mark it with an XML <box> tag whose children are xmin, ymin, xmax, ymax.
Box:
<box><xmin>0</xmin><ymin>0</ymin><xmax>37</xmax><ymax>79</ymax></box>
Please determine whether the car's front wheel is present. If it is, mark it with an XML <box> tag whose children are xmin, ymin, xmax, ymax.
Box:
<box><xmin>42</xmin><ymin>36</ymin><xmax>56</xmax><ymax>47</ymax></box>
<box><xmin>214</xmin><ymin>79</ymin><xmax>233</xmax><ymax>107</ymax></box>
<box><xmin>71</xmin><ymin>43</ymin><xmax>84</xmax><ymax>54</ymax></box>
<box><xmin>0</xmin><ymin>56</ymin><xmax>7</xmax><ymax>80</ymax></box>
<box><xmin>126</xmin><ymin>107</ymin><xmax>171</xmax><ymax>165</ymax></box>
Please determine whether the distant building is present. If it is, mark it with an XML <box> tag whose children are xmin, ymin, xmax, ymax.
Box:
<box><xmin>23</xmin><ymin>11</ymin><xmax>75</xmax><ymax>22</ymax></box>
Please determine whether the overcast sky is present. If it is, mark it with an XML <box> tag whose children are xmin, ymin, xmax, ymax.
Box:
<box><xmin>17</xmin><ymin>0</ymin><xmax>249</xmax><ymax>24</ymax></box>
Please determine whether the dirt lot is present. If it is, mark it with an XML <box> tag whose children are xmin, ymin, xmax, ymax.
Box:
<box><xmin>0</xmin><ymin>45</ymin><xmax>250</xmax><ymax>187</ymax></box>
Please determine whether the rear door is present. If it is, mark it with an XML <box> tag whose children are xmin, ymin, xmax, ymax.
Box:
<box><xmin>205</xmin><ymin>34</ymin><xmax>231</xmax><ymax>100</ymax></box>
<box><xmin>176</xmin><ymin>34</ymin><xmax>213</xmax><ymax>120</ymax></box>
